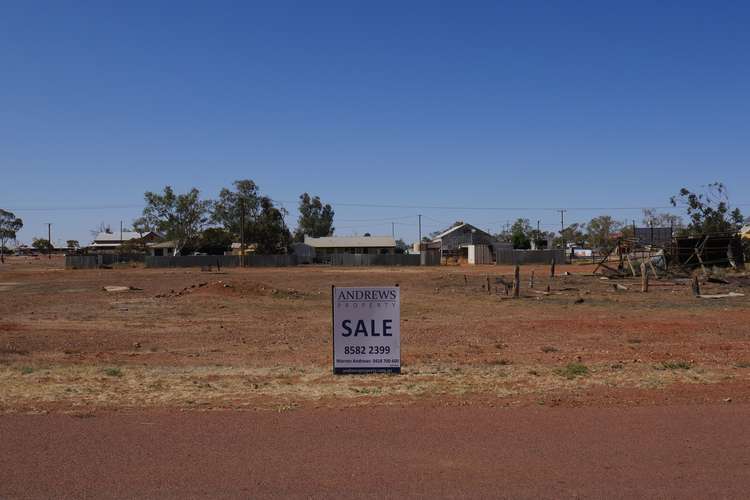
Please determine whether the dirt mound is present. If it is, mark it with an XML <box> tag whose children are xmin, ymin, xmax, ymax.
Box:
<box><xmin>157</xmin><ymin>280</ymin><xmax>308</xmax><ymax>299</ymax></box>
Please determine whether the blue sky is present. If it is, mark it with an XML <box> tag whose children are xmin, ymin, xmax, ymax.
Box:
<box><xmin>2</xmin><ymin>1</ymin><xmax>749</xmax><ymax>246</ymax></box>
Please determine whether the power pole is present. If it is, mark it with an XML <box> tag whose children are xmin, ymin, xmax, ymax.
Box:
<box><xmin>558</xmin><ymin>209</ymin><xmax>567</xmax><ymax>252</ymax></box>
<box><xmin>240</xmin><ymin>198</ymin><xmax>245</xmax><ymax>268</ymax></box>
<box><xmin>537</xmin><ymin>220</ymin><xmax>540</xmax><ymax>233</ymax></box>
<box><xmin>47</xmin><ymin>223</ymin><xmax>52</xmax><ymax>259</ymax></box>
<box><xmin>391</xmin><ymin>222</ymin><xmax>395</xmax><ymax>239</ymax></box>
<box><xmin>418</xmin><ymin>214</ymin><xmax>422</xmax><ymax>247</ymax></box>
<box><xmin>119</xmin><ymin>220</ymin><xmax>123</xmax><ymax>260</ymax></box>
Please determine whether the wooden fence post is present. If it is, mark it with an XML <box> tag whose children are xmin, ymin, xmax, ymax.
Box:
<box><xmin>550</xmin><ymin>258</ymin><xmax>556</xmax><ymax>278</ymax></box>
<box><xmin>513</xmin><ymin>265</ymin><xmax>520</xmax><ymax>298</ymax></box>
<box><xmin>640</xmin><ymin>262</ymin><xmax>648</xmax><ymax>293</ymax></box>
<box><xmin>692</xmin><ymin>276</ymin><xmax>701</xmax><ymax>297</ymax></box>
<box><xmin>626</xmin><ymin>255</ymin><xmax>637</xmax><ymax>277</ymax></box>
<box><xmin>529</xmin><ymin>270</ymin><xmax>535</xmax><ymax>289</ymax></box>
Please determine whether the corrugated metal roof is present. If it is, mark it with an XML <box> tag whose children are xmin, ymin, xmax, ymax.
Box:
<box><xmin>304</xmin><ymin>235</ymin><xmax>396</xmax><ymax>248</ymax></box>
<box><xmin>432</xmin><ymin>223</ymin><xmax>467</xmax><ymax>241</ymax></box>
<box><xmin>93</xmin><ymin>231</ymin><xmax>159</xmax><ymax>242</ymax></box>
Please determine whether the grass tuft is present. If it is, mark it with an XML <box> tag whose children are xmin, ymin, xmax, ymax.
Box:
<box><xmin>659</xmin><ymin>361</ymin><xmax>691</xmax><ymax>370</ymax></box>
<box><xmin>20</xmin><ymin>366</ymin><xmax>35</xmax><ymax>375</ymax></box>
<box><xmin>103</xmin><ymin>367</ymin><xmax>123</xmax><ymax>377</ymax></box>
<box><xmin>556</xmin><ymin>362</ymin><xmax>589</xmax><ymax>379</ymax></box>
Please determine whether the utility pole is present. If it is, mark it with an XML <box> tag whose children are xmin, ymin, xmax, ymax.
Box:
<box><xmin>558</xmin><ymin>209</ymin><xmax>567</xmax><ymax>253</ymax></box>
<box><xmin>119</xmin><ymin>220</ymin><xmax>123</xmax><ymax>261</ymax></box>
<box><xmin>537</xmin><ymin>220</ymin><xmax>540</xmax><ymax>233</ymax></box>
<box><xmin>240</xmin><ymin>198</ymin><xmax>245</xmax><ymax>268</ymax></box>
<box><xmin>418</xmin><ymin>214</ymin><xmax>422</xmax><ymax>247</ymax></box>
<box><xmin>391</xmin><ymin>222</ymin><xmax>395</xmax><ymax>239</ymax></box>
<box><xmin>47</xmin><ymin>223</ymin><xmax>52</xmax><ymax>259</ymax></box>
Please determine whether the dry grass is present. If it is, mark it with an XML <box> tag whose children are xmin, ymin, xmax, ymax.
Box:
<box><xmin>0</xmin><ymin>361</ymin><xmax>742</xmax><ymax>413</ymax></box>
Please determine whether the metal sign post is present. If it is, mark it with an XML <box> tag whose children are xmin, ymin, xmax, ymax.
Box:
<box><xmin>332</xmin><ymin>286</ymin><xmax>401</xmax><ymax>374</ymax></box>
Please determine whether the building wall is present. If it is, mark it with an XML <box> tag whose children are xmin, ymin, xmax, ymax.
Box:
<box><xmin>468</xmin><ymin>244</ymin><xmax>493</xmax><ymax>264</ymax></box>
<box><xmin>439</xmin><ymin>225</ymin><xmax>494</xmax><ymax>252</ymax></box>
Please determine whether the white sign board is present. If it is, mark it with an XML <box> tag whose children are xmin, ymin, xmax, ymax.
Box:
<box><xmin>332</xmin><ymin>286</ymin><xmax>400</xmax><ymax>374</ymax></box>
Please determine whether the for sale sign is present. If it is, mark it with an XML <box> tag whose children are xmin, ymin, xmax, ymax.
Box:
<box><xmin>332</xmin><ymin>286</ymin><xmax>400</xmax><ymax>374</ymax></box>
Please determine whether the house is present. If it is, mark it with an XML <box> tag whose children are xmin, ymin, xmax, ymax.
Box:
<box><xmin>89</xmin><ymin>231</ymin><xmax>162</xmax><ymax>253</ymax></box>
<box><xmin>431</xmin><ymin>223</ymin><xmax>495</xmax><ymax>262</ymax></box>
<box><xmin>741</xmin><ymin>225</ymin><xmax>750</xmax><ymax>241</ymax></box>
<box><xmin>304</xmin><ymin>235</ymin><xmax>396</xmax><ymax>255</ymax></box>
<box><xmin>147</xmin><ymin>240</ymin><xmax>178</xmax><ymax>257</ymax></box>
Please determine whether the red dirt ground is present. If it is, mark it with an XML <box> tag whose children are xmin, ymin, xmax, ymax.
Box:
<box><xmin>2</xmin><ymin>256</ymin><xmax>750</xmax><ymax>497</ymax></box>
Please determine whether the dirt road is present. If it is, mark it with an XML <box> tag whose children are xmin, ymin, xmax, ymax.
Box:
<box><xmin>3</xmin><ymin>404</ymin><xmax>750</xmax><ymax>499</ymax></box>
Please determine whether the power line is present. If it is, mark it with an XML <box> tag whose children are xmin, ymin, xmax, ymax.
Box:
<box><xmin>10</xmin><ymin>200</ymin><xmax>750</xmax><ymax>213</ymax></box>
<box><xmin>9</xmin><ymin>204</ymin><xmax>144</xmax><ymax>212</ymax></box>
<box><xmin>274</xmin><ymin>200</ymin><xmax>750</xmax><ymax>211</ymax></box>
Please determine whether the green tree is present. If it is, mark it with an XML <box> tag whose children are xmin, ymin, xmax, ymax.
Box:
<box><xmin>197</xmin><ymin>227</ymin><xmax>233</xmax><ymax>255</ymax></box>
<box><xmin>66</xmin><ymin>240</ymin><xmax>80</xmax><ymax>249</ymax></box>
<box><xmin>294</xmin><ymin>193</ymin><xmax>334</xmax><ymax>241</ymax></box>
<box><xmin>212</xmin><ymin>180</ymin><xmax>261</xmax><ymax>238</ymax></box>
<box><xmin>554</xmin><ymin>223</ymin><xmax>585</xmax><ymax>248</ymax></box>
<box><xmin>528</xmin><ymin>229</ymin><xmax>553</xmax><ymax>249</ymax></box>
<box><xmin>395</xmin><ymin>238</ymin><xmax>408</xmax><ymax>254</ymax></box>
<box><xmin>32</xmin><ymin>238</ymin><xmax>53</xmax><ymax>252</ymax></box>
<box><xmin>510</xmin><ymin>218</ymin><xmax>532</xmax><ymax>249</ymax></box>
<box><xmin>253</xmin><ymin>197</ymin><xmax>291</xmax><ymax>254</ymax></box>
<box><xmin>142</xmin><ymin>186</ymin><xmax>211</xmax><ymax>255</ymax></box>
<box><xmin>0</xmin><ymin>209</ymin><xmax>23</xmax><ymax>263</ymax></box>
<box><xmin>586</xmin><ymin>215</ymin><xmax>623</xmax><ymax>250</ymax></box>
<box><xmin>131</xmin><ymin>216</ymin><xmax>155</xmax><ymax>236</ymax></box>
<box><xmin>670</xmin><ymin>182</ymin><xmax>744</xmax><ymax>236</ymax></box>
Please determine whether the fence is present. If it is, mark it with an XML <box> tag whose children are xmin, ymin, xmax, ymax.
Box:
<box><xmin>330</xmin><ymin>254</ymin><xmax>423</xmax><ymax>266</ymax></box>
<box><xmin>65</xmin><ymin>254</ymin><xmax>145</xmax><ymax>269</ymax></box>
<box><xmin>495</xmin><ymin>249</ymin><xmax>566</xmax><ymax>265</ymax></box>
<box><xmin>144</xmin><ymin>255</ymin><xmax>299</xmax><ymax>268</ymax></box>
<box><xmin>68</xmin><ymin>252</ymin><xmax>436</xmax><ymax>269</ymax></box>
<box><xmin>420</xmin><ymin>251</ymin><xmax>441</xmax><ymax>266</ymax></box>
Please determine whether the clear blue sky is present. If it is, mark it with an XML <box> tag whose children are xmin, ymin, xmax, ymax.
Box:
<box><xmin>2</xmin><ymin>1</ymin><xmax>749</xmax><ymax>246</ymax></box>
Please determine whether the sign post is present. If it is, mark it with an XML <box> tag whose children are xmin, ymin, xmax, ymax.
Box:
<box><xmin>332</xmin><ymin>286</ymin><xmax>401</xmax><ymax>374</ymax></box>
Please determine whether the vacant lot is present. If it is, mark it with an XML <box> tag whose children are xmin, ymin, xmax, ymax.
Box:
<box><xmin>1</xmin><ymin>256</ymin><xmax>749</xmax><ymax>413</ymax></box>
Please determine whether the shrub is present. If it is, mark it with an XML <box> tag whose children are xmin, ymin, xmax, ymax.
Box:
<box><xmin>557</xmin><ymin>362</ymin><xmax>589</xmax><ymax>379</ymax></box>
<box><xmin>104</xmin><ymin>367</ymin><xmax>123</xmax><ymax>377</ymax></box>
<box><xmin>659</xmin><ymin>361</ymin><xmax>691</xmax><ymax>370</ymax></box>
